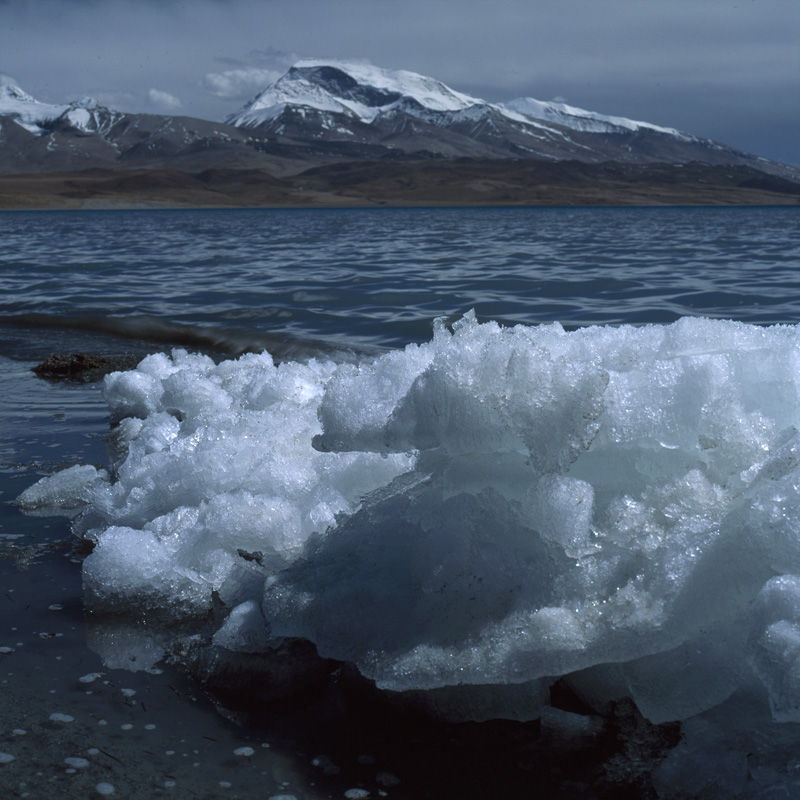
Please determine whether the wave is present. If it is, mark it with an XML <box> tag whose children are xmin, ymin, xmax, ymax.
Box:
<box><xmin>0</xmin><ymin>311</ymin><xmax>384</xmax><ymax>363</ymax></box>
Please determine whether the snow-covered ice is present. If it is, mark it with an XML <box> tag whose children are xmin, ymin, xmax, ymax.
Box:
<box><xmin>20</xmin><ymin>313</ymin><xmax>800</xmax><ymax>795</ymax></box>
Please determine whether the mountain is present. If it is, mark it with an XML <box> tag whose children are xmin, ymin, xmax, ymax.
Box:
<box><xmin>1</xmin><ymin>63</ymin><xmax>798</xmax><ymax>203</ymax></box>
<box><xmin>0</xmin><ymin>81</ymin><xmax>316</xmax><ymax>176</ymax></box>
<box><xmin>225</xmin><ymin>60</ymin><xmax>797</xmax><ymax>179</ymax></box>
<box><xmin>0</xmin><ymin>83</ymin><xmax>70</xmax><ymax>133</ymax></box>
<box><xmin>0</xmin><ymin>84</ymin><xmax>126</xmax><ymax>136</ymax></box>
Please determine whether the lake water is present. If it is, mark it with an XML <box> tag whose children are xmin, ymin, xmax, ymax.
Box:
<box><xmin>2</xmin><ymin>205</ymin><xmax>800</xmax><ymax>799</ymax></box>
<box><xmin>3</xmin><ymin>206</ymin><xmax>800</xmax><ymax>355</ymax></box>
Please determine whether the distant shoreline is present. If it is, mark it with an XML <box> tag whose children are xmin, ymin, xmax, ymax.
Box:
<box><xmin>1</xmin><ymin>161</ymin><xmax>799</xmax><ymax>211</ymax></box>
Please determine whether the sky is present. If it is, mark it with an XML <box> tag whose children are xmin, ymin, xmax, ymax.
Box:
<box><xmin>1</xmin><ymin>0</ymin><xmax>798</xmax><ymax>166</ymax></box>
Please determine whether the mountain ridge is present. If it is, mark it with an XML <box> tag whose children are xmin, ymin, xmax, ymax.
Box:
<box><xmin>223</xmin><ymin>60</ymin><xmax>790</xmax><ymax>176</ymax></box>
<box><xmin>228</xmin><ymin>59</ymin><xmax>691</xmax><ymax>140</ymax></box>
<box><xmin>1</xmin><ymin>61</ymin><xmax>798</xmax><ymax>205</ymax></box>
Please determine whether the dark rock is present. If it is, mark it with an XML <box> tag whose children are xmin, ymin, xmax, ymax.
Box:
<box><xmin>33</xmin><ymin>352</ymin><xmax>139</xmax><ymax>382</ymax></box>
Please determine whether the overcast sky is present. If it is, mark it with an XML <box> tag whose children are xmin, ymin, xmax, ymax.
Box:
<box><xmin>1</xmin><ymin>0</ymin><xmax>798</xmax><ymax>166</ymax></box>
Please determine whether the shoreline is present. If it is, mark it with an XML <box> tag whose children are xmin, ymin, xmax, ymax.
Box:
<box><xmin>1</xmin><ymin>161</ymin><xmax>799</xmax><ymax>211</ymax></box>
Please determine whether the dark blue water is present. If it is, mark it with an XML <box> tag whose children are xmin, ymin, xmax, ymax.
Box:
<box><xmin>1</xmin><ymin>206</ymin><xmax>799</xmax><ymax>359</ymax></box>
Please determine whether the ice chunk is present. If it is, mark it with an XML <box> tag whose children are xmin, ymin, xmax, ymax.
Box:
<box><xmin>16</xmin><ymin>464</ymin><xmax>108</xmax><ymax>516</ymax></box>
<box><xmin>212</xmin><ymin>599</ymin><xmax>269</xmax><ymax>653</ymax></box>
<box><xmin>522</xmin><ymin>475</ymin><xmax>595</xmax><ymax>557</ymax></box>
<box><xmin>83</xmin><ymin>525</ymin><xmax>213</xmax><ymax>616</ymax></box>
<box><xmin>315</xmin><ymin>342</ymin><xmax>436</xmax><ymax>453</ymax></box>
<box><xmin>85</xmin><ymin>622</ymin><xmax>167</xmax><ymax>672</ymax></box>
<box><xmin>621</xmin><ymin>624</ymin><xmax>749</xmax><ymax>724</ymax></box>
<box><xmin>748</xmin><ymin>574</ymin><xmax>800</xmax><ymax>722</ymax></box>
<box><xmin>19</xmin><ymin>316</ymin><xmax>800</xmax><ymax>781</ymax></box>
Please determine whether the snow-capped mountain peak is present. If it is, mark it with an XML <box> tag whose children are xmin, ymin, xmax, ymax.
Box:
<box><xmin>3</xmin><ymin>60</ymin><xmax>794</xmax><ymax>182</ymax></box>
<box><xmin>227</xmin><ymin>59</ymin><xmax>705</xmax><ymax>150</ymax></box>
<box><xmin>71</xmin><ymin>96</ymin><xmax>102</xmax><ymax>110</ymax></box>
<box><xmin>0</xmin><ymin>83</ymin><xmax>38</xmax><ymax>104</ymax></box>
<box><xmin>0</xmin><ymin>83</ymin><xmax>120</xmax><ymax>136</ymax></box>
<box><xmin>227</xmin><ymin>59</ymin><xmax>486</xmax><ymax>127</ymax></box>
<box><xmin>0</xmin><ymin>83</ymin><xmax>70</xmax><ymax>134</ymax></box>
<box><xmin>222</xmin><ymin>59</ymin><xmax>770</xmax><ymax>168</ymax></box>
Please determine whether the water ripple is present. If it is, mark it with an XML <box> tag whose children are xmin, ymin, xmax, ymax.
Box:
<box><xmin>1</xmin><ymin>206</ymin><xmax>798</xmax><ymax>350</ymax></box>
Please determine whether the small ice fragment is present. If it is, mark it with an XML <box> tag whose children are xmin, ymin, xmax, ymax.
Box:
<box><xmin>120</xmin><ymin>723</ymin><xmax>133</xmax><ymax>730</ymax></box>
<box><xmin>120</xmin><ymin>688</ymin><xmax>136</xmax><ymax>697</ymax></box>
<box><xmin>49</xmin><ymin>713</ymin><xmax>74</xmax><ymax>722</ymax></box>
<box><xmin>233</xmin><ymin>746</ymin><xmax>254</xmax><ymax>757</ymax></box>
<box><xmin>96</xmin><ymin>784</ymin><xmax>115</xmax><ymax>796</ymax></box>
<box><xmin>87</xmin><ymin>748</ymin><xmax>100</xmax><ymax>755</ymax></box>
<box><xmin>0</xmin><ymin>752</ymin><xmax>15</xmax><ymax>763</ymax></box>
<box><xmin>344</xmin><ymin>790</ymin><xmax>370</xmax><ymax>799</ymax></box>
<box><xmin>144</xmin><ymin>724</ymin><xmax>156</xmax><ymax>730</ymax></box>
<box><xmin>376</xmin><ymin>773</ymin><xmax>400</xmax><ymax>787</ymax></box>
<box><xmin>48</xmin><ymin>604</ymin><xmax>63</xmax><ymax>611</ymax></box>
<box><xmin>12</xmin><ymin>729</ymin><xmax>26</xmax><ymax>735</ymax></box>
<box><xmin>268</xmin><ymin>796</ymin><xmax>299</xmax><ymax>800</ymax></box>
<box><xmin>79</xmin><ymin>672</ymin><xmax>103</xmax><ymax>683</ymax></box>
<box><xmin>164</xmin><ymin>781</ymin><xmax>176</xmax><ymax>788</ymax></box>
<box><xmin>218</xmin><ymin>782</ymin><xmax>232</xmax><ymax>788</ymax></box>
<box><xmin>64</xmin><ymin>757</ymin><xmax>90</xmax><ymax>768</ymax></box>
<box><xmin>312</xmin><ymin>754</ymin><xmax>341</xmax><ymax>774</ymax></box>
<box><xmin>0</xmin><ymin>647</ymin><xmax>13</xmax><ymax>654</ymax></box>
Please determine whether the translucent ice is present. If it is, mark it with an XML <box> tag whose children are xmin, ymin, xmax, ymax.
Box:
<box><xmin>17</xmin><ymin>464</ymin><xmax>108</xmax><ymax>517</ymax></box>
<box><xmin>20</xmin><ymin>313</ymin><xmax>800</xmax><ymax>791</ymax></box>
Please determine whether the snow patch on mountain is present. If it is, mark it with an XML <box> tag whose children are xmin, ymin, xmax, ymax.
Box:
<box><xmin>61</xmin><ymin>103</ymin><xmax>124</xmax><ymax>136</ymax></box>
<box><xmin>501</xmin><ymin>97</ymin><xmax>694</xmax><ymax>141</ymax></box>
<box><xmin>0</xmin><ymin>83</ymin><xmax>120</xmax><ymax>136</ymax></box>
<box><xmin>0</xmin><ymin>84</ymin><xmax>70</xmax><ymax>134</ymax></box>
<box><xmin>226</xmin><ymin>58</ymin><xmax>701</xmax><ymax>151</ymax></box>
<box><xmin>3</xmin><ymin>61</ymin><xmax>792</xmax><ymax>179</ymax></box>
<box><xmin>227</xmin><ymin>60</ymin><xmax>496</xmax><ymax>128</ymax></box>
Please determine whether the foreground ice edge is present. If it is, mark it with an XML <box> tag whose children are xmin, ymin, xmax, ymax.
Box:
<box><xmin>17</xmin><ymin>313</ymin><xmax>800</xmax><ymax>786</ymax></box>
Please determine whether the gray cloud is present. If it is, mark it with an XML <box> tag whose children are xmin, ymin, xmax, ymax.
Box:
<box><xmin>147</xmin><ymin>88</ymin><xmax>182</xmax><ymax>111</ymax></box>
<box><xmin>200</xmin><ymin>68</ymin><xmax>283</xmax><ymax>100</ymax></box>
<box><xmin>0</xmin><ymin>0</ymin><xmax>797</xmax><ymax>165</ymax></box>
